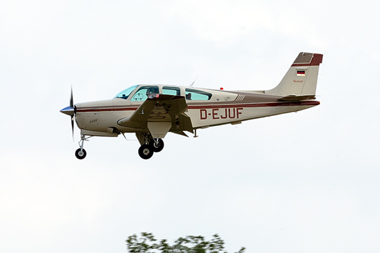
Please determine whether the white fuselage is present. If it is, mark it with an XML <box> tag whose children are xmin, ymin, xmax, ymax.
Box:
<box><xmin>74</xmin><ymin>85</ymin><xmax>319</xmax><ymax>136</ymax></box>
<box><xmin>61</xmin><ymin>52</ymin><xmax>323</xmax><ymax>160</ymax></box>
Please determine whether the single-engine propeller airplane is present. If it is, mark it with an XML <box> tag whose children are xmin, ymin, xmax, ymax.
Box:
<box><xmin>60</xmin><ymin>52</ymin><xmax>323</xmax><ymax>160</ymax></box>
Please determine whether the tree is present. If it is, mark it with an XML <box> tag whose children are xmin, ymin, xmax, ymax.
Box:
<box><xmin>126</xmin><ymin>232</ymin><xmax>245</xmax><ymax>253</ymax></box>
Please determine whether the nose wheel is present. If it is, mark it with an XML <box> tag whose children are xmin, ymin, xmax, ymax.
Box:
<box><xmin>75</xmin><ymin>148</ymin><xmax>87</xmax><ymax>159</ymax></box>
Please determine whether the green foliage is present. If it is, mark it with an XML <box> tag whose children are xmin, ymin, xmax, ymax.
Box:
<box><xmin>126</xmin><ymin>232</ymin><xmax>245</xmax><ymax>253</ymax></box>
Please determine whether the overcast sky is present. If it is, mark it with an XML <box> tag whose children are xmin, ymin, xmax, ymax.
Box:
<box><xmin>1</xmin><ymin>0</ymin><xmax>380</xmax><ymax>252</ymax></box>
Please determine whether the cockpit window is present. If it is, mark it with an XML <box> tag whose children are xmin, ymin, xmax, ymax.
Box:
<box><xmin>130</xmin><ymin>86</ymin><xmax>159</xmax><ymax>102</ymax></box>
<box><xmin>185</xmin><ymin>88</ymin><xmax>212</xmax><ymax>100</ymax></box>
<box><xmin>114</xmin><ymin>85</ymin><xmax>138</xmax><ymax>99</ymax></box>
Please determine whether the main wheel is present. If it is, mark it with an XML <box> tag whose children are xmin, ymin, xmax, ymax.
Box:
<box><xmin>75</xmin><ymin>148</ymin><xmax>87</xmax><ymax>159</ymax></box>
<box><xmin>149</xmin><ymin>138</ymin><xmax>164</xmax><ymax>152</ymax></box>
<box><xmin>138</xmin><ymin>144</ymin><xmax>154</xmax><ymax>159</ymax></box>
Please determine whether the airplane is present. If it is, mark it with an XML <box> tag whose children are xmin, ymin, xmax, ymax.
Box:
<box><xmin>60</xmin><ymin>52</ymin><xmax>323</xmax><ymax>160</ymax></box>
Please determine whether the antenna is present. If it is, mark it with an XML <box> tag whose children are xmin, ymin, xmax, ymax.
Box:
<box><xmin>189</xmin><ymin>76</ymin><xmax>198</xmax><ymax>87</ymax></box>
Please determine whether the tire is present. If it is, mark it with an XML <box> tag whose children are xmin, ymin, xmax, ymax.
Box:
<box><xmin>75</xmin><ymin>148</ymin><xmax>87</xmax><ymax>159</ymax></box>
<box><xmin>149</xmin><ymin>138</ymin><xmax>164</xmax><ymax>152</ymax></box>
<box><xmin>138</xmin><ymin>144</ymin><xmax>154</xmax><ymax>159</ymax></box>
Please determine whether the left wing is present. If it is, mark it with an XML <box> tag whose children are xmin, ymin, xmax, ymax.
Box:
<box><xmin>117</xmin><ymin>94</ymin><xmax>193</xmax><ymax>138</ymax></box>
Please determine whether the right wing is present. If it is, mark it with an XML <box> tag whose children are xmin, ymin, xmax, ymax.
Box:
<box><xmin>117</xmin><ymin>94</ymin><xmax>193</xmax><ymax>137</ymax></box>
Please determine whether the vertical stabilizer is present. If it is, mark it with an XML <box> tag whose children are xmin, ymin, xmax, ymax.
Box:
<box><xmin>265</xmin><ymin>52</ymin><xmax>323</xmax><ymax>96</ymax></box>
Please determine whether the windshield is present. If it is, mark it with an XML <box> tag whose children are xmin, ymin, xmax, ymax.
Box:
<box><xmin>114</xmin><ymin>85</ymin><xmax>138</xmax><ymax>99</ymax></box>
<box><xmin>130</xmin><ymin>86</ymin><xmax>159</xmax><ymax>102</ymax></box>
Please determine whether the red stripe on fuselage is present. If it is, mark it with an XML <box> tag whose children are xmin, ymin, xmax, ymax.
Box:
<box><xmin>77</xmin><ymin>107</ymin><xmax>138</xmax><ymax>112</ymax></box>
<box><xmin>76</xmin><ymin>101</ymin><xmax>319</xmax><ymax>113</ymax></box>
<box><xmin>188</xmin><ymin>101</ymin><xmax>319</xmax><ymax>109</ymax></box>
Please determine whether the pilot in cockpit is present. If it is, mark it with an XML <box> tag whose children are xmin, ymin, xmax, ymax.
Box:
<box><xmin>145</xmin><ymin>87</ymin><xmax>159</xmax><ymax>97</ymax></box>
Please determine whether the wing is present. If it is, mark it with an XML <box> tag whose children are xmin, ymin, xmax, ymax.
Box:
<box><xmin>117</xmin><ymin>94</ymin><xmax>193</xmax><ymax>138</ymax></box>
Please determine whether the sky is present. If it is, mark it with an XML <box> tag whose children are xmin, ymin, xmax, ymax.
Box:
<box><xmin>1</xmin><ymin>0</ymin><xmax>380</xmax><ymax>252</ymax></box>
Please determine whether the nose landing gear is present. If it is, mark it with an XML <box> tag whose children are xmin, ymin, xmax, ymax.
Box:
<box><xmin>75</xmin><ymin>135</ymin><xmax>90</xmax><ymax>160</ymax></box>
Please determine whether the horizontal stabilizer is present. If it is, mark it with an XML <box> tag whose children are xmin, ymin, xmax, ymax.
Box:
<box><xmin>278</xmin><ymin>94</ymin><xmax>316</xmax><ymax>101</ymax></box>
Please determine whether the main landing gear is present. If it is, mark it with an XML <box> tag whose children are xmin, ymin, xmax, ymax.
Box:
<box><xmin>138</xmin><ymin>137</ymin><xmax>164</xmax><ymax>160</ymax></box>
<box><xmin>75</xmin><ymin>135</ymin><xmax>90</xmax><ymax>160</ymax></box>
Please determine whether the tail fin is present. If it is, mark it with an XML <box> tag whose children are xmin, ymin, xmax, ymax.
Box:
<box><xmin>265</xmin><ymin>52</ymin><xmax>323</xmax><ymax>96</ymax></box>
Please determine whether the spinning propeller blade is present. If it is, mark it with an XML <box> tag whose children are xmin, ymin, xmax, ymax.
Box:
<box><xmin>70</xmin><ymin>87</ymin><xmax>74</xmax><ymax>139</ymax></box>
<box><xmin>70</xmin><ymin>86</ymin><xmax>73</xmax><ymax>108</ymax></box>
<box><xmin>60</xmin><ymin>87</ymin><xmax>76</xmax><ymax>139</ymax></box>
<box><xmin>71</xmin><ymin>115</ymin><xmax>74</xmax><ymax>139</ymax></box>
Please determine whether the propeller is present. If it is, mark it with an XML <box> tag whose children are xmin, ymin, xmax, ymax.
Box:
<box><xmin>60</xmin><ymin>87</ymin><xmax>76</xmax><ymax>139</ymax></box>
<box><xmin>70</xmin><ymin>87</ymin><xmax>74</xmax><ymax>138</ymax></box>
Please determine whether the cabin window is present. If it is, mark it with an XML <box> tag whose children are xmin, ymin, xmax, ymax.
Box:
<box><xmin>114</xmin><ymin>85</ymin><xmax>138</xmax><ymax>99</ymax></box>
<box><xmin>162</xmin><ymin>86</ymin><xmax>181</xmax><ymax>96</ymax></box>
<box><xmin>130</xmin><ymin>86</ymin><xmax>159</xmax><ymax>102</ymax></box>
<box><xmin>185</xmin><ymin>88</ymin><xmax>212</xmax><ymax>100</ymax></box>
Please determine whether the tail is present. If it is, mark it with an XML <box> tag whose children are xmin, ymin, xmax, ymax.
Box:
<box><xmin>265</xmin><ymin>52</ymin><xmax>323</xmax><ymax>97</ymax></box>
